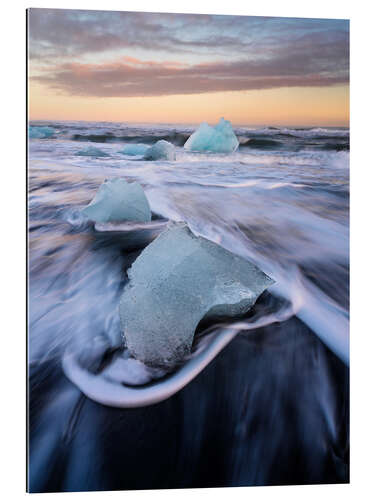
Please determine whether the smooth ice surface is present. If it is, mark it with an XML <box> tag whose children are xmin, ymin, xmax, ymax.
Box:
<box><xmin>119</xmin><ymin>222</ymin><xmax>274</xmax><ymax>368</ymax></box>
<box><xmin>82</xmin><ymin>178</ymin><xmax>151</xmax><ymax>223</ymax></box>
<box><xmin>76</xmin><ymin>146</ymin><xmax>110</xmax><ymax>157</ymax></box>
<box><xmin>119</xmin><ymin>144</ymin><xmax>150</xmax><ymax>156</ymax></box>
<box><xmin>143</xmin><ymin>140</ymin><xmax>176</xmax><ymax>161</ymax></box>
<box><xmin>184</xmin><ymin>118</ymin><xmax>239</xmax><ymax>153</ymax></box>
<box><xmin>29</xmin><ymin>126</ymin><xmax>55</xmax><ymax>139</ymax></box>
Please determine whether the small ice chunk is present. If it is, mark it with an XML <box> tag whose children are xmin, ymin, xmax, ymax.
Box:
<box><xmin>120</xmin><ymin>144</ymin><xmax>150</xmax><ymax>156</ymax></box>
<box><xmin>82</xmin><ymin>178</ymin><xmax>151</xmax><ymax>223</ymax></box>
<box><xmin>28</xmin><ymin>126</ymin><xmax>55</xmax><ymax>139</ymax></box>
<box><xmin>76</xmin><ymin>146</ymin><xmax>110</xmax><ymax>157</ymax></box>
<box><xmin>143</xmin><ymin>140</ymin><xmax>176</xmax><ymax>161</ymax></box>
<box><xmin>119</xmin><ymin>222</ymin><xmax>274</xmax><ymax>368</ymax></box>
<box><xmin>184</xmin><ymin>118</ymin><xmax>239</xmax><ymax>153</ymax></box>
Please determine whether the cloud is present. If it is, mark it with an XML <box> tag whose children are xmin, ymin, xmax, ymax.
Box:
<box><xmin>28</xmin><ymin>8</ymin><xmax>349</xmax><ymax>60</ymax></box>
<box><xmin>31</xmin><ymin>35</ymin><xmax>349</xmax><ymax>97</ymax></box>
<box><xmin>28</xmin><ymin>9</ymin><xmax>349</xmax><ymax>97</ymax></box>
<box><xmin>27</xmin><ymin>9</ymin><xmax>261</xmax><ymax>59</ymax></box>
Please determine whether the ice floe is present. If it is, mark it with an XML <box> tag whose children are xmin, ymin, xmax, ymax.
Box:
<box><xmin>76</xmin><ymin>146</ymin><xmax>110</xmax><ymax>157</ymax></box>
<box><xmin>184</xmin><ymin>118</ymin><xmax>239</xmax><ymax>153</ymax></box>
<box><xmin>119</xmin><ymin>222</ymin><xmax>274</xmax><ymax>368</ymax></box>
<box><xmin>29</xmin><ymin>126</ymin><xmax>55</xmax><ymax>139</ymax></box>
<box><xmin>119</xmin><ymin>144</ymin><xmax>150</xmax><ymax>156</ymax></box>
<box><xmin>82</xmin><ymin>178</ymin><xmax>151</xmax><ymax>223</ymax></box>
<box><xmin>143</xmin><ymin>140</ymin><xmax>176</xmax><ymax>161</ymax></box>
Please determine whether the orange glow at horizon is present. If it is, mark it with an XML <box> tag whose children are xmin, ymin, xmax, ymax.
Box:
<box><xmin>29</xmin><ymin>82</ymin><xmax>349</xmax><ymax>127</ymax></box>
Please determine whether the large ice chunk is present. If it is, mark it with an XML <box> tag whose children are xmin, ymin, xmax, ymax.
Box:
<box><xmin>143</xmin><ymin>140</ymin><xmax>176</xmax><ymax>161</ymax></box>
<box><xmin>76</xmin><ymin>146</ymin><xmax>110</xmax><ymax>157</ymax></box>
<box><xmin>29</xmin><ymin>126</ymin><xmax>55</xmax><ymax>139</ymax></box>
<box><xmin>82</xmin><ymin>178</ymin><xmax>151</xmax><ymax>223</ymax></box>
<box><xmin>119</xmin><ymin>223</ymin><xmax>274</xmax><ymax>368</ymax></box>
<box><xmin>184</xmin><ymin>118</ymin><xmax>239</xmax><ymax>153</ymax></box>
<box><xmin>120</xmin><ymin>144</ymin><xmax>150</xmax><ymax>156</ymax></box>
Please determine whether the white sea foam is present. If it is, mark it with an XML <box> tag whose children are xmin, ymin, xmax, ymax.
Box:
<box><xmin>29</xmin><ymin>121</ymin><xmax>349</xmax><ymax>407</ymax></box>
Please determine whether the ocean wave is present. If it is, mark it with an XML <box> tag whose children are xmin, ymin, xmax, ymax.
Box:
<box><xmin>236</xmin><ymin>125</ymin><xmax>348</xmax><ymax>137</ymax></box>
<box><xmin>62</xmin><ymin>295</ymin><xmax>294</xmax><ymax>408</ymax></box>
<box><xmin>240</xmin><ymin>138</ymin><xmax>283</xmax><ymax>149</ymax></box>
<box><xmin>70</xmin><ymin>131</ymin><xmax>190</xmax><ymax>146</ymax></box>
<box><xmin>28</xmin><ymin>122</ymin><xmax>349</xmax><ymax>152</ymax></box>
<box><xmin>319</xmin><ymin>142</ymin><xmax>349</xmax><ymax>151</ymax></box>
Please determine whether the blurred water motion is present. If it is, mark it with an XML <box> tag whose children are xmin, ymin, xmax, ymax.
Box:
<box><xmin>28</xmin><ymin>121</ymin><xmax>349</xmax><ymax>491</ymax></box>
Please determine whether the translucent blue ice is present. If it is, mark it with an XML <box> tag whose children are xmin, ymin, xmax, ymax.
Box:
<box><xmin>76</xmin><ymin>146</ymin><xmax>110</xmax><ymax>157</ymax></box>
<box><xmin>184</xmin><ymin>118</ymin><xmax>239</xmax><ymax>153</ymax></box>
<box><xmin>119</xmin><ymin>144</ymin><xmax>150</xmax><ymax>156</ymax></box>
<box><xmin>82</xmin><ymin>178</ymin><xmax>151</xmax><ymax>223</ymax></box>
<box><xmin>143</xmin><ymin>140</ymin><xmax>176</xmax><ymax>161</ymax></box>
<box><xmin>28</xmin><ymin>126</ymin><xmax>55</xmax><ymax>139</ymax></box>
<box><xmin>119</xmin><ymin>222</ymin><xmax>274</xmax><ymax>368</ymax></box>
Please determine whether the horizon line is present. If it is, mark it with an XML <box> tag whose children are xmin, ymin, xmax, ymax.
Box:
<box><xmin>28</xmin><ymin>117</ymin><xmax>350</xmax><ymax>128</ymax></box>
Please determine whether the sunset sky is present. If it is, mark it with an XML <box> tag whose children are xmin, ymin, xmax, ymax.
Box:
<box><xmin>28</xmin><ymin>9</ymin><xmax>349</xmax><ymax>126</ymax></box>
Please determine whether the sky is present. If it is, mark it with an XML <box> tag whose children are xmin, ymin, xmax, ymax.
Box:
<box><xmin>28</xmin><ymin>9</ymin><xmax>349</xmax><ymax>126</ymax></box>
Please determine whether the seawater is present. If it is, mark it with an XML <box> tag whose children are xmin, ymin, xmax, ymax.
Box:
<box><xmin>28</xmin><ymin>120</ymin><xmax>349</xmax><ymax>491</ymax></box>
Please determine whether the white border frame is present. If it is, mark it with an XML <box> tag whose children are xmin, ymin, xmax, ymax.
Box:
<box><xmin>2</xmin><ymin>1</ymin><xmax>374</xmax><ymax>499</ymax></box>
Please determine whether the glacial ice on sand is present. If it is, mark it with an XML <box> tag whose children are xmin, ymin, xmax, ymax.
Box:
<box><xmin>184</xmin><ymin>118</ymin><xmax>239</xmax><ymax>153</ymax></box>
<box><xmin>76</xmin><ymin>146</ymin><xmax>110</xmax><ymax>157</ymax></box>
<box><xmin>119</xmin><ymin>222</ymin><xmax>274</xmax><ymax>368</ymax></box>
<box><xmin>143</xmin><ymin>140</ymin><xmax>176</xmax><ymax>161</ymax></box>
<box><xmin>119</xmin><ymin>144</ymin><xmax>150</xmax><ymax>156</ymax></box>
<box><xmin>28</xmin><ymin>125</ymin><xmax>55</xmax><ymax>139</ymax></box>
<box><xmin>82</xmin><ymin>178</ymin><xmax>151</xmax><ymax>223</ymax></box>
